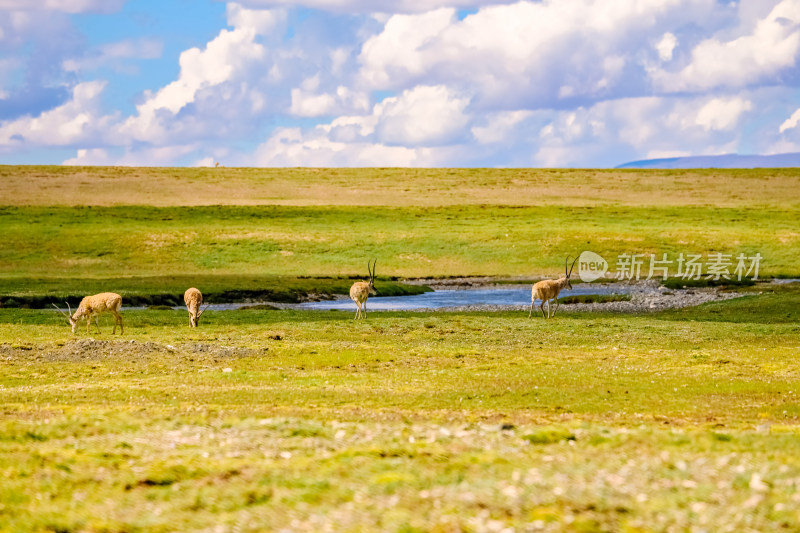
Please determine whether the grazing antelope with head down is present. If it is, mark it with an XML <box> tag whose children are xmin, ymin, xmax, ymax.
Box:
<box><xmin>529</xmin><ymin>257</ymin><xmax>578</xmax><ymax>319</ymax></box>
<box><xmin>53</xmin><ymin>292</ymin><xmax>124</xmax><ymax>334</ymax></box>
<box><xmin>184</xmin><ymin>287</ymin><xmax>209</xmax><ymax>327</ymax></box>
<box><xmin>350</xmin><ymin>259</ymin><xmax>377</xmax><ymax>319</ymax></box>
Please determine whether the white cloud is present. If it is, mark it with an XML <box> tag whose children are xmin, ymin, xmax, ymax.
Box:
<box><xmin>4</xmin><ymin>0</ymin><xmax>799</xmax><ymax>168</ymax></box>
<box><xmin>141</xmin><ymin>28</ymin><xmax>264</xmax><ymax>115</ymax></box>
<box><xmin>358</xmin><ymin>0</ymin><xmax>715</xmax><ymax>108</ymax></box>
<box><xmin>252</xmin><ymin>84</ymin><xmax>471</xmax><ymax>165</ymax></box>
<box><xmin>62</xmin><ymin>38</ymin><xmax>163</xmax><ymax>72</ymax></box>
<box><xmin>779</xmin><ymin>107</ymin><xmax>800</xmax><ymax>133</ymax></box>
<box><xmin>253</xmin><ymin>126</ymin><xmax>438</xmax><ymax>166</ymax></box>
<box><xmin>290</xmin><ymin>89</ymin><xmax>336</xmax><ymax>116</ymax></box>
<box><xmin>652</xmin><ymin>0</ymin><xmax>800</xmax><ymax>92</ymax></box>
<box><xmin>645</xmin><ymin>149</ymin><xmax>691</xmax><ymax>159</ymax></box>
<box><xmin>119</xmin><ymin>24</ymin><xmax>267</xmax><ymax>143</ymax></box>
<box><xmin>226</xmin><ymin>3</ymin><xmax>287</xmax><ymax>34</ymax></box>
<box><xmin>695</xmin><ymin>97</ymin><xmax>752</xmax><ymax>131</ymax></box>
<box><xmin>656</xmin><ymin>32</ymin><xmax>677</xmax><ymax>61</ymax></box>
<box><xmin>526</xmin><ymin>91</ymin><xmax>769</xmax><ymax>166</ymax></box>
<box><xmin>62</xmin><ymin>148</ymin><xmax>113</xmax><ymax>165</ymax></box>
<box><xmin>232</xmin><ymin>0</ymin><xmax>514</xmax><ymax>14</ymax></box>
<box><xmin>359</xmin><ymin>8</ymin><xmax>455</xmax><ymax>88</ymax></box>
<box><xmin>374</xmin><ymin>85</ymin><xmax>469</xmax><ymax>145</ymax></box>
<box><xmin>290</xmin><ymin>85</ymin><xmax>369</xmax><ymax>116</ymax></box>
<box><xmin>471</xmin><ymin>110</ymin><xmax>533</xmax><ymax>144</ymax></box>
<box><xmin>0</xmin><ymin>81</ymin><xmax>116</xmax><ymax>145</ymax></box>
<box><xmin>63</xmin><ymin>145</ymin><xmax>198</xmax><ymax>166</ymax></box>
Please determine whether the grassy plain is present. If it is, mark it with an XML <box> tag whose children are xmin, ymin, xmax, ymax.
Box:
<box><xmin>1</xmin><ymin>166</ymin><xmax>799</xmax><ymax>303</ymax></box>
<box><xmin>0</xmin><ymin>204</ymin><xmax>797</xmax><ymax>287</ymax></box>
<box><xmin>1</xmin><ymin>287</ymin><xmax>800</xmax><ymax>531</ymax></box>
<box><xmin>1</xmin><ymin>166</ymin><xmax>800</xmax><ymax>531</ymax></box>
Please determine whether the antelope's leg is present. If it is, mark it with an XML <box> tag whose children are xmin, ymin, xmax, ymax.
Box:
<box><xmin>539</xmin><ymin>300</ymin><xmax>546</xmax><ymax>319</ymax></box>
<box><xmin>112</xmin><ymin>311</ymin><xmax>123</xmax><ymax>334</ymax></box>
<box><xmin>529</xmin><ymin>300</ymin><xmax>534</xmax><ymax>318</ymax></box>
<box><xmin>552</xmin><ymin>298</ymin><xmax>560</xmax><ymax>317</ymax></box>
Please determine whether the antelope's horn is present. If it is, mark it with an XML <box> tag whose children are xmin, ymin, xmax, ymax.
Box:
<box><xmin>52</xmin><ymin>303</ymin><xmax>71</xmax><ymax>320</ymax></box>
<box><xmin>66</xmin><ymin>301</ymin><xmax>73</xmax><ymax>316</ymax></box>
<box><xmin>371</xmin><ymin>258</ymin><xmax>377</xmax><ymax>282</ymax></box>
<box><xmin>196</xmin><ymin>302</ymin><xmax>211</xmax><ymax>318</ymax></box>
<box><xmin>565</xmin><ymin>256</ymin><xmax>570</xmax><ymax>277</ymax></box>
<box><xmin>568</xmin><ymin>256</ymin><xmax>579</xmax><ymax>278</ymax></box>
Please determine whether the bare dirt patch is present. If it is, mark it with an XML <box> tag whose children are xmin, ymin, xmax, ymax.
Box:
<box><xmin>0</xmin><ymin>340</ymin><xmax>264</xmax><ymax>362</ymax></box>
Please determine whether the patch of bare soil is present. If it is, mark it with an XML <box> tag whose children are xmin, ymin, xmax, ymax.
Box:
<box><xmin>0</xmin><ymin>340</ymin><xmax>265</xmax><ymax>362</ymax></box>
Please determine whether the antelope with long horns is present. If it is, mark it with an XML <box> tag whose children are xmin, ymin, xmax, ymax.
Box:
<box><xmin>184</xmin><ymin>287</ymin><xmax>210</xmax><ymax>327</ymax></box>
<box><xmin>350</xmin><ymin>259</ymin><xmax>377</xmax><ymax>319</ymax></box>
<box><xmin>53</xmin><ymin>292</ymin><xmax>124</xmax><ymax>334</ymax></box>
<box><xmin>529</xmin><ymin>257</ymin><xmax>578</xmax><ymax>319</ymax></box>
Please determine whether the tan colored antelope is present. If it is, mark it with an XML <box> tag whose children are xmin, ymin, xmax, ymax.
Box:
<box><xmin>184</xmin><ymin>287</ymin><xmax>210</xmax><ymax>327</ymax></box>
<box><xmin>349</xmin><ymin>258</ymin><xmax>377</xmax><ymax>319</ymax></box>
<box><xmin>529</xmin><ymin>257</ymin><xmax>578</xmax><ymax>319</ymax></box>
<box><xmin>53</xmin><ymin>292</ymin><xmax>124</xmax><ymax>334</ymax></box>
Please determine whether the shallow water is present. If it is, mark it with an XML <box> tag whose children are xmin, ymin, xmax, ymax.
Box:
<box><xmin>127</xmin><ymin>284</ymin><xmax>626</xmax><ymax>312</ymax></box>
<box><xmin>124</xmin><ymin>278</ymin><xmax>793</xmax><ymax>312</ymax></box>
<box><xmin>297</xmin><ymin>284</ymin><xmax>631</xmax><ymax>311</ymax></box>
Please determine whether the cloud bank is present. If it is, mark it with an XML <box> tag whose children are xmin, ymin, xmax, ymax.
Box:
<box><xmin>2</xmin><ymin>0</ymin><xmax>800</xmax><ymax>166</ymax></box>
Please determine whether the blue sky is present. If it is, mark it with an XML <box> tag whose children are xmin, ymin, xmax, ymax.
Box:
<box><xmin>2</xmin><ymin>0</ymin><xmax>800</xmax><ymax>167</ymax></box>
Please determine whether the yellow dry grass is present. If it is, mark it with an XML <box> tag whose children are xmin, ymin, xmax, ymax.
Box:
<box><xmin>3</xmin><ymin>165</ymin><xmax>799</xmax><ymax>207</ymax></box>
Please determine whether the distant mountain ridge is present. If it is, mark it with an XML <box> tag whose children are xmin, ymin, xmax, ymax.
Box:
<box><xmin>616</xmin><ymin>152</ymin><xmax>800</xmax><ymax>169</ymax></box>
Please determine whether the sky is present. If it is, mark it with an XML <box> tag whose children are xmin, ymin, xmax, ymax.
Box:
<box><xmin>1</xmin><ymin>0</ymin><xmax>800</xmax><ymax>168</ymax></box>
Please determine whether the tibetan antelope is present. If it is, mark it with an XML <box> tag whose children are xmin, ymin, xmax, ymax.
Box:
<box><xmin>350</xmin><ymin>258</ymin><xmax>377</xmax><ymax>319</ymax></box>
<box><xmin>53</xmin><ymin>292</ymin><xmax>124</xmax><ymax>334</ymax></box>
<box><xmin>184</xmin><ymin>287</ymin><xmax>210</xmax><ymax>327</ymax></box>
<box><xmin>529</xmin><ymin>257</ymin><xmax>578</xmax><ymax>319</ymax></box>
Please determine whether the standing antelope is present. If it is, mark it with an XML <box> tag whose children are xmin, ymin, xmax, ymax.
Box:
<box><xmin>350</xmin><ymin>259</ymin><xmax>377</xmax><ymax>319</ymax></box>
<box><xmin>53</xmin><ymin>292</ymin><xmax>124</xmax><ymax>334</ymax></box>
<box><xmin>184</xmin><ymin>287</ymin><xmax>209</xmax><ymax>327</ymax></box>
<box><xmin>529</xmin><ymin>257</ymin><xmax>578</xmax><ymax>319</ymax></box>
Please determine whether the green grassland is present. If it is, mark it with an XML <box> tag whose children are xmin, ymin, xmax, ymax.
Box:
<box><xmin>1</xmin><ymin>166</ymin><xmax>799</xmax><ymax>304</ymax></box>
<box><xmin>0</xmin><ymin>204</ymin><xmax>796</xmax><ymax>303</ymax></box>
<box><xmin>0</xmin><ymin>274</ymin><xmax>430</xmax><ymax>308</ymax></box>
<box><xmin>1</xmin><ymin>287</ymin><xmax>800</xmax><ymax>531</ymax></box>
<box><xmin>1</xmin><ymin>166</ymin><xmax>800</xmax><ymax>531</ymax></box>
